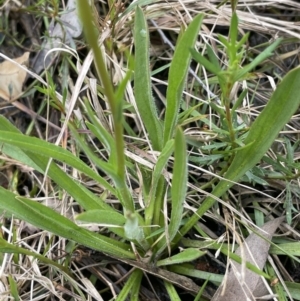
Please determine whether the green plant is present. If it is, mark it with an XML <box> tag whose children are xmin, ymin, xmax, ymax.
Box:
<box><xmin>1</xmin><ymin>2</ymin><xmax>300</xmax><ymax>301</ymax></box>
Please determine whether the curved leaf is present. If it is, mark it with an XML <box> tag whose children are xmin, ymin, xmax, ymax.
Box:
<box><xmin>134</xmin><ymin>6</ymin><xmax>163</xmax><ymax>150</ymax></box>
<box><xmin>0</xmin><ymin>187</ymin><xmax>134</xmax><ymax>259</ymax></box>
<box><xmin>156</xmin><ymin>127</ymin><xmax>187</xmax><ymax>254</ymax></box>
<box><xmin>157</xmin><ymin>248</ymin><xmax>205</xmax><ymax>267</ymax></box>
<box><xmin>175</xmin><ymin>65</ymin><xmax>300</xmax><ymax>243</ymax></box>
<box><xmin>163</xmin><ymin>14</ymin><xmax>204</xmax><ymax>145</ymax></box>
<box><xmin>0</xmin><ymin>131</ymin><xmax>115</xmax><ymax>193</ymax></box>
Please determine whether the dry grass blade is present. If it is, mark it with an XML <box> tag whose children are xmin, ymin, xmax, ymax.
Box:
<box><xmin>1</xmin><ymin>0</ymin><xmax>300</xmax><ymax>300</ymax></box>
<box><xmin>212</xmin><ymin>217</ymin><xmax>285</xmax><ymax>301</ymax></box>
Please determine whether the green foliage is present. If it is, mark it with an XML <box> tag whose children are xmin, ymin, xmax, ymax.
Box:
<box><xmin>163</xmin><ymin>14</ymin><xmax>204</xmax><ymax>145</ymax></box>
<box><xmin>134</xmin><ymin>6</ymin><xmax>163</xmax><ymax>150</ymax></box>
<box><xmin>1</xmin><ymin>4</ymin><xmax>300</xmax><ymax>301</ymax></box>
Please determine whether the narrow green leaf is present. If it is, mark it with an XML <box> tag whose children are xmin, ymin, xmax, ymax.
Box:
<box><xmin>234</xmin><ymin>38</ymin><xmax>282</xmax><ymax>81</ymax></box>
<box><xmin>134</xmin><ymin>6</ymin><xmax>163</xmax><ymax>150</ymax></box>
<box><xmin>86</xmin><ymin>121</ymin><xmax>117</xmax><ymax>165</ymax></box>
<box><xmin>174</xmin><ymin>65</ymin><xmax>300</xmax><ymax>245</ymax></box>
<box><xmin>0</xmin><ymin>188</ymin><xmax>135</xmax><ymax>259</ymax></box>
<box><xmin>84</xmin><ymin>96</ymin><xmax>117</xmax><ymax>165</ymax></box>
<box><xmin>0</xmin><ymin>116</ymin><xmax>114</xmax><ymax>211</ymax></box>
<box><xmin>115</xmin><ymin>269</ymin><xmax>143</xmax><ymax>301</ymax></box>
<box><xmin>0</xmin><ymin>131</ymin><xmax>115</xmax><ymax>193</ymax></box>
<box><xmin>236</xmin><ymin>32</ymin><xmax>250</xmax><ymax>50</ymax></box>
<box><xmin>190</xmin><ymin>48</ymin><xmax>221</xmax><ymax>75</ymax></box>
<box><xmin>169</xmin><ymin>128</ymin><xmax>187</xmax><ymax>240</ymax></box>
<box><xmin>76</xmin><ymin>210</ymin><xmax>126</xmax><ymax>226</ymax></box>
<box><xmin>145</xmin><ymin>139</ymin><xmax>174</xmax><ymax>227</ymax></box>
<box><xmin>0</xmin><ymin>116</ymin><xmax>42</xmax><ymax>171</ymax></box>
<box><xmin>206</xmin><ymin>44</ymin><xmax>221</xmax><ymax>72</ymax></box>
<box><xmin>157</xmin><ymin>128</ymin><xmax>187</xmax><ymax>254</ymax></box>
<box><xmin>194</xmin><ymin>278</ymin><xmax>210</xmax><ymax>301</ymax></box>
<box><xmin>225</xmin><ymin>66</ymin><xmax>300</xmax><ymax>180</ymax></box>
<box><xmin>76</xmin><ymin>209</ymin><xmax>126</xmax><ymax>238</ymax></box>
<box><xmin>164</xmin><ymin>281</ymin><xmax>181</xmax><ymax>301</ymax></box>
<box><xmin>168</xmin><ymin>128</ymin><xmax>187</xmax><ymax>239</ymax></box>
<box><xmin>157</xmin><ymin>248</ymin><xmax>205</xmax><ymax>267</ymax></box>
<box><xmin>8</xmin><ymin>275</ymin><xmax>20</xmax><ymax>301</ymax></box>
<box><xmin>218</xmin><ymin>34</ymin><xmax>231</xmax><ymax>49</ymax></box>
<box><xmin>270</xmin><ymin>242</ymin><xmax>300</xmax><ymax>256</ymax></box>
<box><xmin>78</xmin><ymin>0</ymin><xmax>129</xmax><ymax>207</ymax></box>
<box><xmin>148</xmin><ymin>139</ymin><xmax>174</xmax><ymax>204</ymax></box>
<box><xmin>229</xmin><ymin>12</ymin><xmax>238</xmax><ymax>48</ymax></box>
<box><xmin>163</xmin><ymin>14</ymin><xmax>204</xmax><ymax>145</ymax></box>
<box><xmin>130</xmin><ymin>269</ymin><xmax>143</xmax><ymax>301</ymax></box>
<box><xmin>69</xmin><ymin>124</ymin><xmax>134</xmax><ymax>211</ymax></box>
<box><xmin>1</xmin><ymin>143</ymin><xmax>43</xmax><ymax>173</ymax></box>
<box><xmin>169</xmin><ymin>264</ymin><xmax>224</xmax><ymax>284</ymax></box>
<box><xmin>232</xmin><ymin>88</ymin><xmax>248</xmax><ymax>112</ymax></box>
<box><xmin>0</xmin><ymin>238</ymin><xmax>71</xmax><ymax>275</ymax></box>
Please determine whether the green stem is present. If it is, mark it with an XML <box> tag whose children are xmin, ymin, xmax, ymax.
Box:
<box><xmin>77</xmin><ymin>0</ymin><xmax>133</xmax><ymax>211</ymax></box>
<box><xmin>225</xmin><ymin>104</ymin><xmax>236</xmax><ymax>146</ymax></box>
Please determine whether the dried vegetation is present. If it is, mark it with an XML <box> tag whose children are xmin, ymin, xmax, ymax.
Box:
<box><xmin>1</xmin><ymin>0</ymin><xmax>300</xmax><ymax>300</ymax></box>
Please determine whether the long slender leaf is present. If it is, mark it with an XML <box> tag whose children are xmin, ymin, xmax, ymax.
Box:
<box><xmin>0</xmin><ymin>131</ymin><xmax>116</xmax><ymax>193</ymax></box>
<box><xmin>145</xmin><ymin>139</ymin><xmax>174</xmax><ymax>228</ymax></box>
<box><xmin>115</xmin><ymin>269</ymin><xmax>143</xmax><ymax>301</ymax></box>
<box><xmin>168</xmin><ymin>128</ymin><xmax>187</xmax><ymax>240</ymax></box>
<box><xmin>163</xmin><ymin>14</ymin><xmax>204</xmax><ymax>145</ymax></box>
<box><xmin>157</xmin><ymin>248</ymin><xmax>205</xmax><ymax>267</ymax></box>
<box><xmin>78</xmin><ymin>0</ymin><xmax>131</xmax><ymax>212</ymax></box>
<box><xmin>76</xmin><ymin>210</ymin><xmax>126</xmax><ymax>238</ymax></box>
<box><xmin>0</xmin><ymin>238</ymin><xmax>71</xmax><ymax>275</ymax></box>
<box><xmin>190</xmin><ymin>48</ymin><xmax>221</xmax><ymax>75</ymax></box>
<box><xmin>0</xmin><ymin>116</ymin><xmax>113</xmax><ymax>211</ymax></box>
<box><xmin>164</xmin><ymin>281</ymin><xmax>181</xmax><ymax>301</ymax></box>
<box><xmin>157</xmin><ymin>128</ymin><xmax>187</xmax><ymax>254</ymax></box>
<box><xmin>0</xmin><ymin>188</ymin><xmax>135</xmax><ymax>259</ymax></box>
<box><xmin>174</xmin><ymin>65</ymin><xmax>300</xmax><ymax>244</ymax></box>
<box><xmin>234</xmin><ymin>38</ymin><xmax>282</xmax><ymax>81</ymax></box>
<box><xmin>8</xmin><ymin>275</ymin><xmax>19</xmax><ymax>301</ymax></box>
<box><xmin>130</xmin><ymin>269</ymin><xmax>143</xmax><ymax>301</ymax></box>
<box><xmin>134</xmin><ymin>6</ymin><xmax>163</xmax><ymax>150</ymax></box>
<box><xmin>169</xmin><ymin>264</ymin><xmax>223</xmax><ymax>284</ymax></box>
<box><xmin>69</xmin><ymin>124</ymin><xmax>134</xmax><ymax>211</ymax></box>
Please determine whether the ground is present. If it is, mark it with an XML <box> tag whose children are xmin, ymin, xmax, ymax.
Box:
<box><xmin>0</xmin><ymin>0</ymin><xmax>300</xmax><ymax>300</ymax></box>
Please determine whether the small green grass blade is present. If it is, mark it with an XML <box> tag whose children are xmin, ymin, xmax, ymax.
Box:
<box><xmin>8</xmin><ymin>275</ymin><xmax>19</xmax><ymax>301</ymax></box>
<box><xmin>0</xmin><ymin>117</ymin><xmax>115</xmax><ymax>210</ymax></box>
<box><xmin>0</xmin><ymin>238</ymin><xmax>71</xmax><ymax>275</ymax></box>
<box><xmin>157</xmin><ymin>248</ymin><xmax>206</xmax><ymax>267</ymax></box>
<box><xmin>0</xmin><ymin>131</ymin><xmax>116</xmax><ymax>192</ymax></box>
<box><xmin>164</xmin><ymin>281</ymin><xmax>181</xmax><ymax>301</ymax></box>
<box><xmin>0</xmin><ymin>188</ymin><xmax>135</xmax><ymax>259</ymax></box>
<box><xmin>134</xmin><ymin>6</ymin><xmax>163</xmax><ymax>150</ymax></box>
<box><xmin>156</xmin><ymin>127</ymin><xmax>187</xmax><ymax>254</ymax></box>
<box><xmin>163</xmin><ymin>14</ymin><xmax>204</xmax><ymax>145</ymax></box>
<box><xmin>76</xmin><ymin>210</ymin><xmax>126</xmax><ymax>238</ymax></box>
<box><xmin>234</xmin><ymin>38</ymin><xmax>282</xmax><ymax>81</ymax></box>
<box><xmin>145</xmin><ymin>139</ymin><xmax>174</xmax><ymax>227</ymax></box>
<box><xmin>115</xmin><ymin>269</ymin><xmax>143</xmax><ymax>301</ymax></box>
<box><xmin>174</xmin><ymin>65</ymin><xmax>300</xmax><ymax>244</ymax></box>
